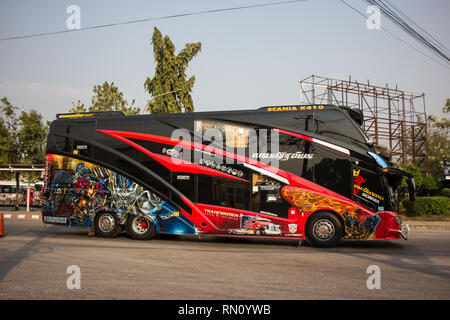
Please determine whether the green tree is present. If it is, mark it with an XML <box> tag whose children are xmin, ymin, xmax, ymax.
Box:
<box><xmin>19</xmin><ymin>110</ymin><xmax>48</xmax><ymax>164</ymax></box>
<box><xmin>70</xmin><ymin>81</ymin><xmax>140</xmax><ymax>115</ymax></box>
<box><xmin>401</xmin><ymin>163</ymin><xmax>423</xmax><ymax>199</ymax></box>
<box><xmin>0</xmin><ymin>97</ymin><xmax>20</xmax><ymax>166</ymax></box>
<box><xmin>69</xmin><ymin>99</ymin><xmax>86</xmax><ymax>113</ymax></box>
<box><xmin>401</xmin><ymin>163</ymin><xmax>423</xmax><ymax>189</ymax></box>
<box><xmin>426</xmin><ymin>98</ymin><xmax>450</xmax><ymax>182</ymax></box>
<box><xmin>0</xmin><ymin>97</ymin><xmax>48</xmax><ymax>210</ymax></box>
<box><xmin>422</xmin><ymin>174</ymin><xmax>438</xmax><ymax>196</ymax></box>
<box><xmin>144</xmin><ymin>27</ymin><xmax>201</xmax><ymax>113</ymax></box>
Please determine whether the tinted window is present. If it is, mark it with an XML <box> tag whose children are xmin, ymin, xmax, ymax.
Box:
<box><xmin>194</xmin><ymin>119</ymin><xmax>251</xmax><ymax>149</ymax></box>
<box><xmin>277</xmin><ymin>133</ymin><xmax>314</xmax><ymax>180</ymax></box>
<box><xmin>313</xmin><ymin>145</ymin><xmax>351</xmax><ymax>198</ymax></box>
<box><xmin>313</xmin><ymin>109</ymin><xmax>366</xmax><ymax>144</ymax></box>
<box><xmin>173</xmin><ymin>173</ymin><xmax>196</xmax><ymax>202</ymax></box>
<box><xmin>198</xmin><ymin>175</ymin><xmax>249</xmax><ymax>210</ymax></box>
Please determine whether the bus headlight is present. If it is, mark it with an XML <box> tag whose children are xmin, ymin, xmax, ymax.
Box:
<box><xmin>394</xmin><ymin>216</ymin><xmax>402</xmax><ymax>226</ymax></box>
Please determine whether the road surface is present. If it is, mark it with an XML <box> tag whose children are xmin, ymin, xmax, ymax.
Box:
<box><xmin>1</xmin><ymin>219</ymin><xmax>449</xmax><ymax>299</ymax></box>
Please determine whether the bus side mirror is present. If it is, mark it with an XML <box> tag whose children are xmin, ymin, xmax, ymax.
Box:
<box><xmin>407</xmin><ymin>178</ymin><xmax>416</xmax><ymax>201</ymax></box>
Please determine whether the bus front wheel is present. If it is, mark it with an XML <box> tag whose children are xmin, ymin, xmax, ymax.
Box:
<box><xmin>306</xmin><ymin>212</ymin><xmax>343</xmax><ymax>247</ymax></box>
<box><xmin>126</xmin><ymin>215</ymin><xmax>157</xmax><ymax>240</ymax></box>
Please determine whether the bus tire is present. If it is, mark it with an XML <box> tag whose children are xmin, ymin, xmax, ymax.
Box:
<box><xmin>126</xmin><ymin>215</ymin><xmax>157</xmax><ymax>240</ymax></box>
<box><xmin>94</xmin><ymin>211</ymin><xmax>122</xmax><ymax>238</ymax></box>
<box><xmin>306</xmin><ymin>211</ymin><xmax>343</xmax><ymax>247</ymax></box>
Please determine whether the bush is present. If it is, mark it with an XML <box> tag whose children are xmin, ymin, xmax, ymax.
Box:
<box><xmin>421</xmin><ymin>174</ymin><xmax>439</xmax><ymax>196</ymax></box>
<box><xmin>442</xmin><ymin>188</ymin><xmax>450</xmax><ymax>198</ymax></box>
<box><xmin>401</xmin><ymin>197</ymin><xmax>450</xmax><ymax>217</ymax></box>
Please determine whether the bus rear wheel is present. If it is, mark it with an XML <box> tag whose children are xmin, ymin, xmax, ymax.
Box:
<box><xmin>306</xmin><ymin>212</ymin><xmax>343</xmax><ymax>247</ymax></box>
<box><xmin>126</xmin><ymin>215</ymin><xmax>157</xmax><ymax>240</ymax></box>
<box><xmin>94</xmin><ymin>211</ymin><xmax>122</xmax><ymax>238</ymax></box>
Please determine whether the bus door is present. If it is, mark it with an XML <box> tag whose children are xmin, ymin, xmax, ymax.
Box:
<box><xmin>251</xmin><ymin>172</ymin><xmax>300</xmax><ymax>237</ymax></box>
<box><xmin>351</xmin><ymin>166</ymin><xmax>386</xmax><ymax>237</ymax></box>
<box><xmin>352</xmin><ymin>166</ymin><xmax>385</xmax><ymax>211</ymax></box>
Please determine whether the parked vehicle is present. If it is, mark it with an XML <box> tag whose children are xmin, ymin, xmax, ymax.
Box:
<box><xmin>0</xmin><ymin>180</ymin><xmax>43</xmax><ymax>207</ymax></box>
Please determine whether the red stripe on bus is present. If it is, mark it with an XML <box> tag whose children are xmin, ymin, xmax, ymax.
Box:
<box><xmin>97</xmin><ymin>129</ymin><xmax>246</xmax><ymax>182</ymax></box>
<box><xmin>97</xmin><ymin>129</ymin><xmax>361</xmax><ymax>208</ymax></box>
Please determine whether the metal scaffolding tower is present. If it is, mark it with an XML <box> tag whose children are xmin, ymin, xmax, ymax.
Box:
<box><xmin>300</xmin><ymin>75</ymin><xmax>428</xmax><ymax>168</ymax></box>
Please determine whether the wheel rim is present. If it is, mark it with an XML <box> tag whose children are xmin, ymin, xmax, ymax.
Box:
<box><xmin>313</xmin><ymin>219</ymin><xmax>335</xmax><ymax>241</ymax></box>
<box><xmin>132</xmin><ymin>216</ymin><xmax>150</xmax><ymax>235</ymax></box>
<box><xmin>99</xmin><ymin>213</ymin><xmax>116</xmax><ymax>233</ymax></box>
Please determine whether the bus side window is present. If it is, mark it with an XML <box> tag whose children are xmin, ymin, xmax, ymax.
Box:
<box><xmin>312</xmin><ymin>146</ymin><xmax>352</xmax><ymax>199</ymax></box>
<box><xmin>194</xmin><ymin>120</ymin><xmax>250</xmax><ymax>149</ymax></box>
<box><xmin>67</xmin><ymin>121</ymin><xmax>96</xmax><ymax>157</ymax></box>
<box><xmin>198</xmin><ymin>175</ymin><xmax>249</xmax><ymax>210</ymax></box>
<box><xmin>277</xmin><ymin>133</ymin><xmax>314</xmax><ymax>180</ymax></box>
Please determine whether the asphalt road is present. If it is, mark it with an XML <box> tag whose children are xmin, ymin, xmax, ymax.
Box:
<box><xmin>1</xmin><ymin>219</ymin><xmax>449</xmax><ymax>300</ymax></box>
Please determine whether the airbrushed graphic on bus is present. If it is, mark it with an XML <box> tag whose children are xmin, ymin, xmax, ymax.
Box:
<box><xmin>42</xmin><ymin>154</ymin><xmax>197</xmax><ymax>235</ymax></box>
<box><xmin>282</xmin><ymin>186</ymin><xmax>381</xmax><ymax>240</ymax></box>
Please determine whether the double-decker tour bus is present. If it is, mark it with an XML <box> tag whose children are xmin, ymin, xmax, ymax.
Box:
<box><xmin>42</xmin><ymin>105</ymin><xmax>414</xmax><ymax>247</ymax></box>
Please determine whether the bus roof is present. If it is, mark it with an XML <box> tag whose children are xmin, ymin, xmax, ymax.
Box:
<box><xmin>54</xmin><ymin>104</ymin><xmax>363</xmax><ymax>124</ymax></box>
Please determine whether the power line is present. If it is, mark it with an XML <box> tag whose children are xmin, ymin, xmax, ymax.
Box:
<box><xmin>365</xmin><ymin>0</ymin><xmax>450</xmax><ymax>63</ymax></box>
<box><xmin>384</xmin><ymin>0</ymin><xmax>448</xmax><ymax>52</ymax></box>
<box><xmin>339</xmin><ymin>0</ymin><xmax>450</xmax><ymax>69</ymax></box>
<box><xmin>0</xmin><ymin>0</ymin><xmax>307</xmax><ymax>41</ymax></box>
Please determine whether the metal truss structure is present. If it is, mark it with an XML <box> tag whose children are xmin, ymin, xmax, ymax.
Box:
<box><xmin>300</xmin><ymin>75</ymin><xmax>428</xmax><ymax>168</ymax></box>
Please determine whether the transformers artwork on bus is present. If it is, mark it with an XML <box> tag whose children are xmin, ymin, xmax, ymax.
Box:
<box><xmin>282</xmin><ymin>186</ymin><xmax>381</xmax><ymax>240</ymax></box>
<box><xmin>42</xmin><ymin>154</ymin><xmax>196</xmax><ymax>235</ymax></box>
<box><xmin>229</xmin><ymin>215</ymin><xmax>282</xmax><ymax>236</ymax></box>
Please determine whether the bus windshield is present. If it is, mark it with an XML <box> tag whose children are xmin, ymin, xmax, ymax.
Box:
<box><xmin>313</xmin><ymin>108</ymin><xmax>368</xmax><ymax>145</ymax></box>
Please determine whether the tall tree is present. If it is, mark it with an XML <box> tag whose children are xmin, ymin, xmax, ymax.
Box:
<box><xmin>0</xmin><ymin>97</ymin><xmax>21</xmax><ymax>166</ymax></box>
<box><xmin>0</xmin><ymin>97</ymin><xmax>48</xmax><ymax>210</ymax></box>
<box><xmin>426</xmin><ymin>98</ymin><xmax>450</xmax><ymax>182</ymax></box>
<box><xmin>69</xmin><ymin>81</ymin><xmax>140</xmax><ymax>115</ymax></box>
<box><xmin>19</xmin><ymin>110</ymin><xmax>48</xmax><ymax>164</ymax></box>
<box><xmin>144</xmin><ymin>27</ymin><xmax>201</xmax><ymax>113</ymax></box>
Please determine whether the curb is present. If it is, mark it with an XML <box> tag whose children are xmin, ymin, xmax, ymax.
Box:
<box><xmin>2</xmin><ymin>214</ymin><xmax>41</xmax><ymax>220</ymax></box>
<box><xmin>407</xmin><ymin>224</ymin><xmax>450</xmax><ymax>231</ymax></box>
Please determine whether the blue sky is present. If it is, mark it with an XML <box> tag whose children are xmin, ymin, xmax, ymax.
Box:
<box><xmin>0</xmin><ymin>0</ymin><xmax>449</xmax><ymax>122</ymax></box>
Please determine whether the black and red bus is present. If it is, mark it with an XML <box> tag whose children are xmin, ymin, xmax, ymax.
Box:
<box><xmin>42</xmin><ymin>105</ymin><xmax>414</xmax><ymax>247</ymax></box>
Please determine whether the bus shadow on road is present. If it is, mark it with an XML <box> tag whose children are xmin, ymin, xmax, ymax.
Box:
<box><xmin>334</xmin><ymin>240</ymin><xmax>450</xmax><ymax>282</ymax></box>
<box><xmin>156</xmin><ymin>233</ymin><xmax>301</xmax><ymax>246</ymax></box>
<box><xmin>335</xmin><ymin>239</ymin><xmax>403</xmax><ymax>249</ymax></box>
<box><xmin>40</xmin><ymin>224</ymin><xmax>406</xmax><ymax>250</ymax></box>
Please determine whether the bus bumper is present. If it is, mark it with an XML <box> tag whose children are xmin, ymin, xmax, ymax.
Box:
<box><xmin>382</xmin><ymin>212</ymin><xmax>410</xmax><ymax>240</ymax></box>
<box><xmin>398</xmin><ymin>224</ymin><xmax>410</xmax><ymax>240</ymax></box>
